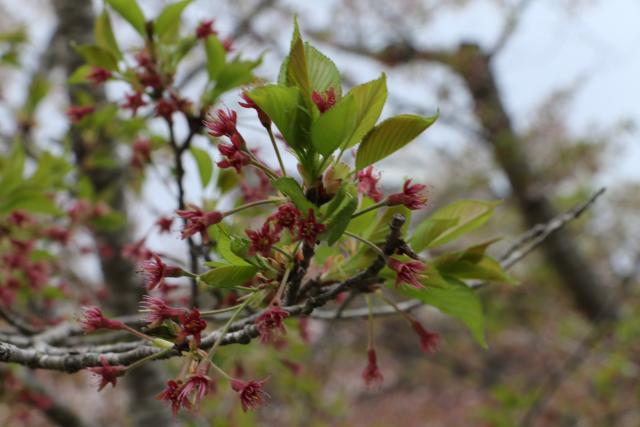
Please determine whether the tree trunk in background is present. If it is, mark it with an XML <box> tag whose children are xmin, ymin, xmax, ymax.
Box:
<box><xmin>50</xmin><ymin>1</ymin><xmax>174</xmax><ymax>426</ymax></box>
<box><xmin>448</xmin><ymin>43</ymin><xmax>618</xmax><ymax>322</ymax></box>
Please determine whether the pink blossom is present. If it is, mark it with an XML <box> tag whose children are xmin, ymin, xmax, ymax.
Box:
<box><xmin>230</xmin><ymin>378</ymin><xmax>269</xmax><ymax>412</ymax></box>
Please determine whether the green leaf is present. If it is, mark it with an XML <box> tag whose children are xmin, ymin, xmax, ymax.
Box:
<box><xmin>204</xmin><ymin>35</ymin><xmax>225</xmax><ymax>81</ymax></box>
<box><xmin>155</xmin><ymin>0</ymin><xmax>191</xmax><ymax>40</ymax></box>
<box><xmin>0</xmin><ymin>188</ymin><xmax>59</xmax><ymax>215</ymax></box>
<box><xmin>67</xmin><ymin>65</ymin><xmax>92</xmax><ymax>84</ymax></box>
<box><xmin>0</xmin><ymin>145</ymin><xmax>25</xmax><ymax>196</ymax></box>
<box><xmin>347</xmin><ymin>196</ymin><xmax>378</xmax><ymax>236</ymax></box>
<box><xmin>433</xmin><ymin>241</ymin><xmax>517</xmax><ymax>285</ymax></box>
<box><xmin>212</xmin><ymin>227</ymin><xmax>251</xmax><ymax>266</ymax></box>
<box><xmin>355</xmin><ymin>113</ymin><xmax>438</xmax><ymax>171</ymax></box>
<box><xmin>105</xmin><ymin>0</ymin><xmax>147</xmax><ymax>36</ymax></box>
<box><xmin>23</xmin><ymin>75</ymin><xmax>50</xmax><ymax>116</ymax></box>
<box><xmin>323</xmin><ymin>191</ymin><xmax>358</xmax><ymax>245</ymax></box>
<box><xmin>410</xmin><ymin>200</ymin><xmax>500</xmax><ymax>251</ymax></box>
<box><xmin>402</xmin><ymin>272</ymin><xmax>487</xmax><ymax>348</ymax></box>
<box><xmin>304</xmin><ymin>43</ymin><xmax>342</xmax><ymax>97</ymax></box>
<box><xmin>200</xmin><ymin>264</ymin><xmax>258</xmax><ymax>288</ymax></box>
<box><xmin>214</xmin><ymin>58</ymin><xmax>260</xmax><ymax>93</ymax></box>
<box><xmin>190</xmin><ymin>147</ymin><xmax>213</xmax><ymax>188</ymax></box>
<box><xmin>273</xmin><ymin>177</ymin><xmax>314</xmax><ymax>213</ymax></box>
<box><xmin>311</xmin><ymin>94</ymin><xmax>357</xmax><ymax>156</ymax></box>
<box><xmin>95</xmin><ymin>10</ymin><xmax>121</xmax><ymax>59</ymax></box>
<box><xmin>74</xmin><ymin>45</ymin><xmax>119</xmax><ymax>71</ymax></box>
<box><xmin>249</xmin><ymin>85</ymin><xmax>310</xmax><ymax>149</ymax></box>
<box><xmin>343</xmin><ymin>74</ymin><xmax>387</xmax><ymax>149</ymax></box>
<box><xmin>287</xmin><ymin>36</ymin><xmax>312</xmax><ymax>109</ymax></box>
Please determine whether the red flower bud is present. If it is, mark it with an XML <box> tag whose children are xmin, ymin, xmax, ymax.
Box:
<box><xmin>356</xmin><ymin>166</ymin><xmax>384</xmax><ymax>202</ymax></box>
<box><xmin>87</xmin><ymin>356</ymin><xmax>126</xmax><ymax>391</ymax></box>
<box><xmin>79</xmin><ymin>306</ymin><xmax>124</xmax><ymax>332</ymax></box>
<box><xmin>87</xmin><ymin>67</ymin><xmax>112</xmax><ymax>85</ymax></box>
<box><xmin>311</xmin><ymin>87</ymin><xmax>336</xmax><ymax>113</ymax></box>
<box><xmin>387</xmin><ymin>258</ymin><xmax>425</xmax><ymax>289</ymax></box>
<box><xmin>195</xmin><ymin>19</ymin><xmax>217</xmax><ymax>39</ymax></box>
<box><xmin>176</xmin><ymin>206</ymin><xmax>224</xmax><ymax>243</ymax></box>
<box><xmin>255</xmin><ymin>304</ymin><xmax>289</xmax><ymax>344</ymax></box>
<box><xmin>246</xmin><ymin>222</ymin><xmax>280</xmax><ymax>258</ymax></box>
<box><xmin>230</xmin><ymin>378</ymin><xmax>269</xmax><ymax>412</ymax></box>
<box><xmin>387</xmin><ymin>179</ymin><xmax>428</xmax><ymax>210</ymax></box>
<box><xmin>410</xmin><ymin>320</ymin><xmax>440</xmax><ymax>354</ymax></box>
<box><xmin>362</xmin><ymin>349</ymin><xmax>384</xmax><ymax>388</ymax></box>
<box><xmin>204</xmin><ymin>108</ymin><xmax>237</xmax><ymax>138</ymax></box>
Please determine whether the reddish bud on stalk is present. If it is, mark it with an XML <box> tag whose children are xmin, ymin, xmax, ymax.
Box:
<box><xmin>121</xmin><ymin>92</ymin><xmax>146</xmax><ymax>116</ymax></box>
<box><xmin>177</xmin><ymin>308</ymin><xmax>207</xmax><ymax>347</ymax></box>
<box><xmin>387</xmin><ymin>179</ymin><xmax>428</xmax><ymax>210</ymax></box>
<box><xmin>205</xmin><ymin>108</ymin><xmax>237</xmax><ymax>138</ymax></box>
<box><xmin>256</xmin><ymin>304</ymin><xmax>289</xmax><ymax>343</ymax></box>
<box><xmin>231</xmin><ymin>378</ymin><xmax>269</xmax><ymax>412</ymax></box>
<box><xmin>79</xmin><ymin>306</ymin><xmax>124</xmax><ymax>332</ymax></box>
<box><xmin>362</xmin><ymin>349</ymin><xmax>384</xmax><ymax>388</ymax></box>
<box><xmin>388</xmin><ymin>258</ymin><xmax>425</xmax><ymax>289</ymax></box>
<box><xmin>410</xmin><ymin>320</ymin><xmax>440</xmax><ymax>354</ymax></box>
<box><xmin>140</xmin><ymin>295</ymin><xmax>185</xmax><ymax>327</ymax></box>
<box><xmin>66</xmin><ymin>106</ymin><xmax>94</xmax><ymax>124</ymax></box>
<box><xmin>239</xmin><ymin>91</ymin><xmax>271</xmax><ymax>128</ymax></box>
<box><xmin>88</xmin><ymin>356</ymin><xmax>126</xmax><ymax>391</ymax></box>
<box><xmin>311</xmin><ymin>87</ymin><xmax>336</xmax><ymax>113</ymax></box>
<box><xmin>296</xmin><ymin>209</ymin><xmax>326</xmax><ymax>245</ymax></box>
<box><xmin>195</xmin><ymin>19</ymin><xmax>216</xmax><ymax>39</ymax></box>
<box><xmin>176</xmin><ymin>206</ymin><xmax>224</xmax><ymax>243</ymax></box>
<box><xmin>357</xmin><ymin>166</ymin><xmax>384</xmax><ymax>202</ymax></box>
<box><xmin>87</xmin><ymin>67</ymin><xmax>112</xmax><ymax>85</ymax></box>
<box><xmin>141</xmin><ymin>254</ymin><xmax>183</xmax><ymax>291</ymax></box>
<box><xmin>246</xmin><ymin>223</ymin><xmax>280</xmax><ymax>257</ymax></box>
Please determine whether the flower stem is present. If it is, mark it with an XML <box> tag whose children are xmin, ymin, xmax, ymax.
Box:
<box><xmin>374</xmin><ymin>289</ymin><xmax>413</xmax><ymax>324</ymax></box>
<box><xmin>344</xmin><ymin>231</ymin><xmax>385</xmax><ymax>258</ymax></box>
<box><xmin>208</xmin><ymin>361</ymin><xmax>234</xmax><ymax>380</ymax></box>
<box><xmin>207</xmin><ymin>298</ymin><xmax>252</xmax><ymax>361</ymax></box>
<box><xmin>274</xmin><ymin>265</ymin><xmax>292</xmax><ymax>303</ymax></box>
<box><xmin>121</xmin><ymin>325</ymin><xmax>156</xmax><ymax>342</ymax></box>
<box><xmin>267</xmin><ymin>126</ymin><xmax>287</xmax><ymax>177</ymax></box>
<box><xmin>125</xmin><ymin>348</ymin><xmax>173</xmax><ymax>372</ymax></box>
<box><xmin>224</xmin><ymin>197</ymin><xmax>285</xmax><ymax>217</ymax></box>
<box><xmin>351</xmin><ymin>200</ymin><xmax>387</xmax><ymax>218</ymax></box>
<box><xmin>366</xmin><ymin>294</ymin><xmax>375</xmax><ymax>350</ymax></box>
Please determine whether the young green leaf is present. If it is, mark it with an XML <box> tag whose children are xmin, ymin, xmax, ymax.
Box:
<box><xmin>273</xmin><ymin>177</ymin><xmax>315</xmax><ymax>213</ymax></box>
<box><xmin>214</xmin><ymin>58</ymin><xmax>260</xmax><ymax>93</ymax></box>
<box><xmin>67</xmin><ymin>65</ymin><xmax>92</xmax><ymax>84</ymax></box>
<box><xmin>95</xmin><ymin>10</ymin><xmax>121</xmax><ymax>60</ymax></box>
<box><xmin>287</xmin><ymin>36</ymin><xmax>311</xmax><ymax>101</ymax></box>
<box><xmin>310</xmin><ymin>94</ymin><xmax>357</xmax><ymax>156</ymax></box>
<box><xmin>204</xmin><ymin>35</ymin><xmax>225</xmax><ymax>81</ymax></box>
<box><xmin>401</xmin><ymin>272</ymin><xmax>487</xmax><ymax>348</ymax></box>
<box><xmin>343</xmin><ymin>74</ymin><xmax>387</xmax><ymax>149</ymax></box>
<box><xmin>355</xmin><ymin>113</ymin><xmax>438</xmax><ymax>171</ymax></box>
<box><xmin>323</xmin><ymin>192</ymin><xmax>358</xmax><ymax>245</ymax></box>
<box><xmin>249</xmin><ymin>85</ymin><xmax>310</xmax><ymax>149</ymax></box>
<box><xmin>74</xmin><ymin>45</ymin><xmax>119</xmax><ymax>71</ymax></box>
<box><xmin>105</xmin><ymin>0</ymin><xmax>147</xmax><ymax>36</ymax></box>
<box><xmin>305</xmin><ymin>43</ymin><xmax>342</xmax><ymax>97</ymax></box>
<box><xmin>154</xmin><ymin>0</ymin><xmax>192</xmax><ymax>40</ymax></box>
<box><xmin>190</xmin><ymin>147</ymin><xmax>213</xmax><ymax>188</ymax></box>
<box><xmin>433</xmin><ymin>240</ymin><xmax>517</xmax><ymax>285</ymax></box>
<box><xmin>410</xmin><ymin>200</ymin><xmax>501</xmax><ymax>251</ymax></box>
<box><xmin>199</xmin><ymin>264</ymin><xmax>258</xmax><ymax>288</ymax></box>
